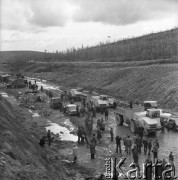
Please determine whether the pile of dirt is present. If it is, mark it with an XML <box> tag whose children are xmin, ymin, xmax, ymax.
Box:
<box><xmin>0</xmin><ymin>95</ymin><xmax>96</xmax><ymax>180</ymax></box>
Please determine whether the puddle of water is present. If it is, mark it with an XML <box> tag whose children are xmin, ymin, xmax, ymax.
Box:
<box><xmin>28</xmin><ymin>109</ymin><xmax>40</xmax><ymax>117</ymax></box>
<box><xmin>26</xmin><ymin>77</ymin><xmax>62</xmax><ymax>92</ymax></box>
<box><xmin>0</xmin><ymin>92</ymin><xmax>8</xmax><ymax>97</ymax></box>
<box><xmin>32</xmin><ymin>113</ymin><xmax>40</xmax><ymax>117</ymax></box>
<box><xmin>46</xmin><ymin>122</ymin><xmax>78</xmax><ymax>142</ymax></box>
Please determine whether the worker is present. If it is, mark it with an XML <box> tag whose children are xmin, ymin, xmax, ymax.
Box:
<box><xmin>169</xmin><ymin>151</ymin><xmax>174</xmax><ymax>162</ymax></box>
<box><xmin>47</xmin><ymin>130</ymin><xmax>51</xmax><ymax>146</ymax></box>
<box><xmin>97</xmin><ymin>128</ymin><xmax>102</xmax><ymax>144</ymax></box>
<box><xmin>77</xmin><ymin>127</ymin><xmax>82</xmax><ymax>145</ymax></box>
<box><xmin>130</xmin><ymin>101</ymin><xmax>133</xmax><ymax>109</ymax></box>
<box><xmin>91</xmin><ymin>134</ymin><xmax>97</xmax><ymax>146</ymax></box>
<box><xmin>127</xmin><ymin>135</ymin><xmax>132</xmax><ymax>154</ymax></box>
<box><xmin>115</xmin><ymin>135</ymin><xmax>122</xmax><ymax>153</ymax></box>
<box><xmin>73</xmin><ymin>144</ymin><xmax>78</xmax><ymax>164</ymax></box>
<box><xmin>110</xmin><ymin>128</ymin><xmax>114</xmax><ymax>142</ymax></box>
<box><xmin>113</xmin><ymin>100</ymin><xmax>117</xmax><ymax>110</ymax></box>
<box><xmin>123</xmin><ymin>135</ymin><xmax>128</xmax><ymax>153</ymax></box>
<box><xmin>105</xmin><ymin>109</ymin><xmax>109</xmax><ymax>121</ymax></box>
<box><xmin>41</xmin><ymin>85</ymin><xmax>43</xmax><ymax>92</ymax></box>
<box><xmin>76</xmin><ymin>105</ymin><xmax>80</xmax><ymax>117</ymax></box>
<box><xmin>39</xmin><ymin>136</ymin><xmax>46</xmax><ymax>147</ymax></box>
<box><xmin>147</xmin><ymin>138</ymin><xmax>152</xmax><ymax>156</ymax></box>
<box><xmin>89</xmin><ymin>141</ymin><xmax>96</xmax><ymax>160</ymax></box>
<box><xmin>132</xmin><ymin>144</ymin><xmax>139</xmax><ymax>164</ymax></box>
<box><xmin>152</xmin><ymin>142</ymin><xmax>159</xmax><ymax>162</ymax></box>
<box><xmin>142</xmin><ymin>136</ymin><xmax>148</xmax><ymax>155</ymax></box>
<box><xmin>135</xmin><ymin>135</ymin><xmax>142</xmax><ymax>154</ymax></box>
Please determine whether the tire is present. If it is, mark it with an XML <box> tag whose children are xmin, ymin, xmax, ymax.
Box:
<box><xmin>130</xmin><ymin>120</ymin><xmax>136</xmax><ymax>133</ymax></box>
<box><xmin>116</xmin><ymin>114</ymin><xmax>124</xmax><ymax>126</ymax></box>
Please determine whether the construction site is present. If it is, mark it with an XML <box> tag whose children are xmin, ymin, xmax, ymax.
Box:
<box><xmin>1</xmin><ymin>0</ymin><xmax>178</xmax><ymax>179</ymax></box>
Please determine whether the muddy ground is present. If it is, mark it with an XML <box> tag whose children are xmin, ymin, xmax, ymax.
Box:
<box><xmin>1</xmin><ymin>77</ymin><xmax>177</xmax><ymax>179</ymax></box>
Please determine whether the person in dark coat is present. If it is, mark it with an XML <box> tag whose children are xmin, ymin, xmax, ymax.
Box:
<box><xmin>97</xmin><ymin>128</ymin><xmax>102</xmax><ymax>144</ymax></box>
<box><xmin>47</xmin><ymin>130</ymin><xmax>51</xmax><ymax>146</ymax></box>
<box><xmin>77</xmin><ymin>127</ymin><xmax>82</xmax><ymax>145</ymax></box>
<box><xmin>169</xmin><ymin>152</ymin><xmax>174</xmax><ymax>162</ymax></box>
<box><xmin>115</xmin><ymin>135</ymin><xmax>122</xmax><ymax>153</ymax></box>
<box><xmin>91</xmin><ymin>134</ymin><xmax>97</xmax><ymax>146</ymax></box>
<box><xmin>147</xmin><ymin>138</ymin><xmax>152</xmax><ymax>156</ymax></box>
<box><xmin>142</xmin><ymin>136</ymin><xmax>148</xmax><ymax>155</ymax></box>
<box><xmin>113</xmin><ymin>100</ymin><xmax>117</xmax><ymax>110</ymax></box>
<box><xmin>144</xmin><ymin>156</ymin><xmax>152</xmax><ymax>180</ymax></box>
<box><xmin>110</xmin><ymin>128</ymin><xmax>114</xmax><ymax>142</ymax></box>
<box><xmin>76</xmin><ymin>105</ymin><xmax>80</xmax><ymax>117</ymax></box>
<box><xmin>89</xmin><ymin>141</ymin><xmax>96</xmax><ymax>160</ymax></box>
<box><xmin>135</xmin><ymin>135</ymin><xmax>142</xmax><ymax>154</ymax></box>
<box><xmin>105</xmin><ymin>109</ymin><xmax>109</xmax><ymax>121</ymax></box>
<box><xmin>39</xmin><ymin>136</ymin><xmax>46</xmax><ymax>147</ymax></box>
<box><xmin>152</xmin><ymin>142</ymin><xmax>159</xmax><ymax>162</ymax></box>
<box><xmin>132</xmin><ymin>144</ymin><xmax>139</xmax><ymax>164</ymax></box>
<box><xmin>127</xmin><ymin>135</ymin><xmax>132</xmax><ymax>154</ymax></box>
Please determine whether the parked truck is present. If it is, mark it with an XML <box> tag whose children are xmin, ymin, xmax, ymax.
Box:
<box><xmin>91</xmin><ymin>95</ymin><xmax>109</xmax><ymax>111</ymax></box>
<box><xmin>114</xmin><ymin>101</ymin><xmax>163</xmax><ymax>134</ymax></box>
<box><xmin>69</xmin><ymin>88</ymin><xmax>83</xmax><ymax>101</ymax></box>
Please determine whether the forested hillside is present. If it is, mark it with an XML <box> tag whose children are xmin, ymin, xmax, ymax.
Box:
<box><xmin>0</xmin><ymin>28</ymin><xmax>177</xmax><ymax>63</ymax></box>
<box><xmin>56</xmin><ymin>28</ymin><xmax>178</xmax><ymax>62</ymax></box>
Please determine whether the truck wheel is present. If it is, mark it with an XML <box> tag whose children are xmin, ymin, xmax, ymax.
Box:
<box><xmin>116</xmin><ymin>114</ymin><xmax>124</xmax><ymax>126</ymax></box>
<box><xmin>130</xmin><ymin>120</ymin><xmax>136</xmax><ymax>133</ymax></box>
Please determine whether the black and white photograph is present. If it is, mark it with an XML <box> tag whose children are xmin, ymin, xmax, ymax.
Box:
<box><xmin>0</xmin><ymin>0</ymin><xmax>178</xmax><ymax>179</ymax></box>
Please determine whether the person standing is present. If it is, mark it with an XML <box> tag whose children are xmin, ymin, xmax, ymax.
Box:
<box><xmin>110</xmin><ymin>128</ymin><xmax>114</xmax><ymax>142</ymax></box>
<box><xmin>113</xmin><ymin>100</ymin><xmax>117</xmax><ymax>110</ymax></box>
<box><xmin>169</xmin><ymin>151</ymin><xmax>174</xmax><ymax>163</ymax></box>
<box><xmin>127</xmin><ymin>135</ymin><xmax>132</xmax><ymax>154</ymax></box>
<box><xmin>77</xmin><ymin>127</ymin><xmax>82</xmax><ymax>145</ymax></box>
<box><xmin>136</xmin><ymin>135</ymin><xmax>142</xmax><ymax>154</ymax></box>
<box><xmin>142</xmin><ymin>136</ymin><xmax>148</xmax><ymax>155</ymax></box>
<box><xmin>47</xmin><ymin>130</ymin><xmax>51</xmax><ymax>146</ymax></box>
<box><xmin>115</xmin><ymin>135</ymin><xmax>122</xmax><ymax>153</ymax></box>
<box><xmin>132</xmin><ymin>144</ymin><xmax>139</xmax><ymax>164</ymax></box>
<box><xmin>152</xmin><ymin>142</ymin><xmax>159</xmax><ymax>162</ymax></box>
<box><xmin>91</xmin><ymin>134</ymin><xmax>97</xmax><ymax>146</ymax></box>
<box><xmin>89</xmin><ymin>141</ymin><xmax>96</xmax><ymax>160</ymax></box>
<box><xmin>147</xmin><ymin>138</ymin><xmax>152</xmax><ymax>156</ymax></box>
<box><xmin>105</xmin><ymin>109</ymin><xmax>109</xmax><ymax>121</ymax></box>
<box><xmin>73</xmin><ymin>144</ymin><xmax>78</xmax><ymax>164</ymax></box>
<box><xmin>123</xmin><ymin>135</ymin><xmax>128</xmax><ymax>153</ymax></box>
<box><xmin>97</xmin><ymin>128</ymin><xmax>102</xmax><ymax>144</ymax></box>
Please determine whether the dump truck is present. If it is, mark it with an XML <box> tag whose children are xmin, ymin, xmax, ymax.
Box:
<box><xmin>114</xmin><ymin>101</ymin><xmax>162</xmax><ymax>134</ymax></box>
<box><xmin>91</xmin><ymin>95</ymin><xmax>109</xmax><ymax>111</ymax></box>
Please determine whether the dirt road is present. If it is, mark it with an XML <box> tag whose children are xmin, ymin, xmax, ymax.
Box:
<box><xmin>26</xmin><ymin>76</ymin><xmax>178</xmax><ymax>177</ymax></box>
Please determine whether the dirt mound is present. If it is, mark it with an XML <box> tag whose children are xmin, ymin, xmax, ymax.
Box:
<box><xmin>0</xmin><ymin>95</ymin><xmax>95</xmax><ymax>180</ymax></box>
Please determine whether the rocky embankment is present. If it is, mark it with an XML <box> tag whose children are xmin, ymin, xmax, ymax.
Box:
<box><xmin>0</xmin><ymin>93</ymin><xmax>96</xmax><ymax>180</ymax></box>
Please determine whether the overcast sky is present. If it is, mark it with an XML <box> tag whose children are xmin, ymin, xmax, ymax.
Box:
<box><xmin>0</xmin><ymin>0</ymin><xmax>177</xmax><ymax>52</ymax></box>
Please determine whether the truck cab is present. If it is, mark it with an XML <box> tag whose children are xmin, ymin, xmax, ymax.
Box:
<box><xmin>91</xmin><ymin>95</ymin><xmax>109</xmax><ymax>111</ymax></box>
<box><xmin>132</xmin><ymin>108</ymin><xmax>162</xmax><ymax>133</ymax></box>
<box><xmin>143</xmin><ymin>101</ymin><xmax>158</xmax><ymax>111</ymax></box>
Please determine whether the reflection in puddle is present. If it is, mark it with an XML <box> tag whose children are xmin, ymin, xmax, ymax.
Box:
<box><xmin>46</xmin><ymin>122</ymin><xmax>77</xmax><ymax>142</ymax></box>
